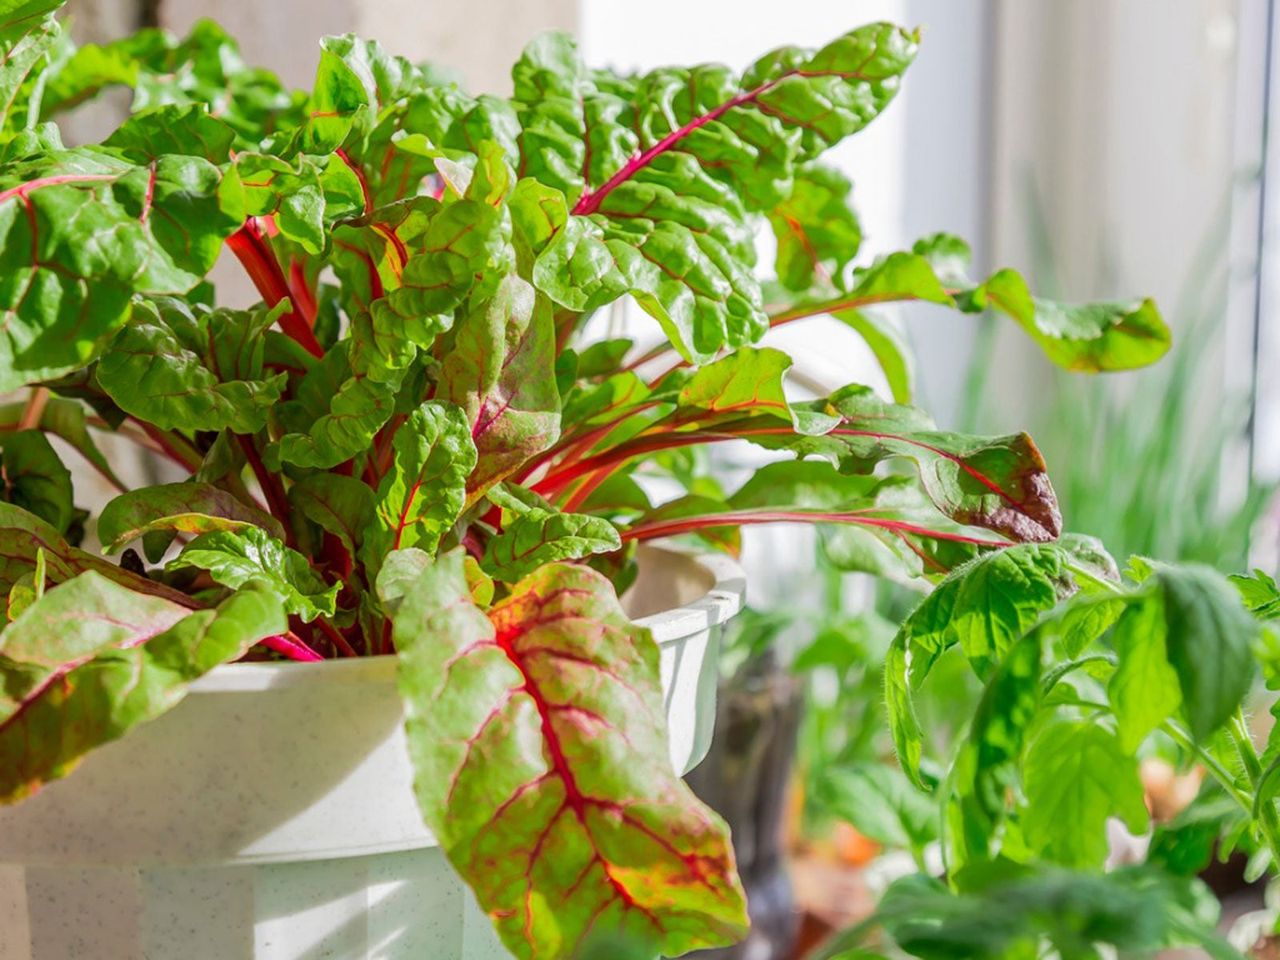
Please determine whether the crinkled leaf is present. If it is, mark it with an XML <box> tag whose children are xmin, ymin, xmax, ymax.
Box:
<box><xmin>514</xmin><ymin>25</ymin><xmax>916</xmax><ymax>360</ymax></box>
<box><xmin>98</xmin><ymin>482</ymin><xmax>284</xmax><ymax>557</ymax></box>
<box><xmin>167</xmin><ymin>526</ymin><xmax>338</xmax><ymax>622</ymax></box>
<box><xmin>390</xmin><ymin>553</ymin><xmax>747</xmax><ymax>958</ymax></box>
<box><xmin>0</xmin><ymin>148</ymin><xmax>245</xmax><ymax>391</ymax></box>
<box><xmin>1021</xmin><ymin>719</ymin><xmax>1148</xmax><ymax>868</ymax></box>
<box><xmin>483</xmin><ymin>508</ymin><xmax>623</xmax><ymax>583</ymax></box>
<box><xmin>0</xmin><ymin>572</ymin><xmax>284</xmax><ymax>802</ymax></box>
<box><xmin>1232</xmin><ymin>569</ymin><xmax>1280</xmax><ymax>621</ymax></box>
<box><xmin>362</xmin><ymin>401</ymin><xmax>475</xmax><ymax>575</ymax></box>
<box><xmin>440</xmin><ymin>275</ymin><xmax>560</xmax><ymax>499</ymax></box>
<box><xmin>96</xmin><ymin>298</ymin><xmax>286</xmax><ymax>434</ymax></box>
<box><xmin>895</xmin><ymin>544</ymin><xmax>1070</xmax><ymax>678</ymax></box>
<box><xmin>0</xmin><ymin>428</ymin><xmax>71</xmax><ymax>533</ymax></box>
<box><xmin>0</xmin><ymin>11</ymin><xmax>60</xmax><ymax>136</ymax></box>
<box><xmin>103</xmin><ymin>103</ymin><xmax>236</xmax><ymax>163</ymax></box>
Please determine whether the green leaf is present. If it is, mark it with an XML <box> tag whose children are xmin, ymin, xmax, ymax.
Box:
<box><xmin>103</xmin><ymin>103</ymin><xmax>236</xmax><ymax>163</ymax></box>
<box><xmin>439</xmin><ymin>275</ymin><xmax>560</xmax><ymax>499</ymax></box>
<box><xmin>0</xmin><ymin>396</ymin><xmax>123</xmax><ymax>491</ymax></box>
<box><xmin>96</xmin><ymin>298</ymin><xmax>285</xmax><ymax>434</ymax></box>
<box><xmin>0</xmin><ymin>12</ymin><xmax>60</xmax><ymax>136</ymax></box>
<box><xmin>0</xmin><ymin>149</ymin><xmax>245</xmax><ymax>391</ymax></box>
<box><xmin>41</xmin><ymin>21</ymin><xmax>297</xmax><ymax>146</ymax></box>
<box><xmin>1232</xmin><ymin>569</ymin><xmax>1280</xmax><ymax>621</ymax></box>
<box><xmin>951</xmin><ymin>631</ymin><xmax>1043</xmax><ymax>864</ymax></box>
<box><xmin>0</xmin><ymin>501</ymin><xmax>191</xmax><ymax>609</ymax></box>
<box><xmin>777</xmin><ymin>386</ymin><xmax>1062</xmax><ymax>543</ymax></box>
<box><xmin>0</xmin><ymin>572</ymin><xmax>284</xmax><ymax>802</ymax></box>
<box><xmin>482</xmin><ymin>508</ymin><xmax>621</xmax><ymax>583</ymax></box>
<box><xmin>1021</xmin><ymin>719</ymin><xmax>1148</xmax><ymax>868</ymax></box>
<box><xmin>288</xmin><ymin>473</ymin><xmax>375</xmax><ymax>559</ymax></box>
<box><xmin>1108</xmin><ymin>594</ymin><xmax>1182</xmax><ymax>752</ymax></box>
<box><xmin>98</xmin><ymin>482</ymin><xmax>284</xmax><ymax>558</ymax></box>
<box><xmin>1153</xmin><ymin>564</ymin><xmax>1258</xmax><ymax>741</ymax></box>
<box><xmin>767</xmin><ymin>163</ymin><xmax>860</xmax><ymax>291</ymax></box>
<box><xmin>269</xmin><ymin>344</ymin><xmax>396</xmax><ymax>469</ymax></box>
<box><xmin>0</xmin><ymin>428</ymin><xmax>71</xmax><ymax>534</ymax></box>
<box><xmin>972</xmin><ymin>269</ymin><xmax>1171</xmax><ymax>372</ymax></box>
<box><xmin>389</xmin><ymin>552</ymin><xmax>747</xmax><ymax>958</ymax></box>
<box><xmin>167</xmin><ymin>527</ymin><xmax>339</xmax><ymax>622</ymax></box>
<box><xmin>362</xmin><ymin>401</ymin><xmax>475</xmax><ymax>575</ymax></box>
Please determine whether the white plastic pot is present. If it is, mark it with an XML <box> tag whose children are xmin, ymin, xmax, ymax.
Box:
<box><xmin>0</xmin><ymin>545</ymin><xmax>744</xmax><ymax>960</ymax></box>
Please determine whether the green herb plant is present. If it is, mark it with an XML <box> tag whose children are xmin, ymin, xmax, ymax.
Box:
<box><xmin>0</xmin><ymin>5</ymin><xmax>1185</xmax><ymax>957</ymax></box>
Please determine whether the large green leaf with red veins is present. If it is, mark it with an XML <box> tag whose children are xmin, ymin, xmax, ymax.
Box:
<box><xmin>0</xmin><ymin>147</ymin><xmax>245</xmax><ymax>392</ymax></box>
<box><xmin>753</xmin><ymin>385</ymin><xmax>1062</xmax><ymax>543</ymax></box>
<box><xmin>767</xmin><ymin>163</ymin><xmax>861</xmax><ymax>292</ymax></box>
<box><xmin>42</xmin><ymin>21</ymin><xmax>298</xmax><ymax>147</ymax></box>
<box><xmin>0</xmin><ymin>573</ymin><xmax>284</xmax><ymax>803</ymax></box>
<box><xmin>0</xmin><ymin>429</ymin><xmax>71</xmax><ymax>534</ymax></box>
<box><xmin>388</xmin><ymin>552</ymin><xmax>748</xmax><ymax>959</ymax></box>
<box><xmin>98</xmin><ymin>482</ymin><xmax>285</xmax><ymax>556</ymax></box>
<box><xmin>440</xmin><ymin>275</ymin><xmax>561</xmax><ymax>500</ymax></box>
<box><xmin>96</xmin><ymin>298</ymin><xmax>286</xmax><ymax>434</ymax></box>
<box><xmin>509</xmin><ymin>25</ymin><xmax>915</xmax><ymax>361</ymax></box>
<box><xmin>361</xmin><ymin>402</ymin><xmax>476</xmax><ymax>576</ymax></box>
<box><xmin>672</xmin><ymin>346</ymin><xmax>836</xmax><ymax>435</ymax></box>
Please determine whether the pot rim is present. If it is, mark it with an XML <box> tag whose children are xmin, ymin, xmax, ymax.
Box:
<box><xmin>187</xmin><ymin>544</ymin><xmax>746</xmax><ymax>694</ymax></box>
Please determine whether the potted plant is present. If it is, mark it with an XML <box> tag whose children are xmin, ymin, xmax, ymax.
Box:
<box><xmin>0</xmin><ymin>6</ymin><xmax>1173</xmax><ymax>959</ymax></box>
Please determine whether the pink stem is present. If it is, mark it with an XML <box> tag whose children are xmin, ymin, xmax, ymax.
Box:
<box><xmin>258</xmin><ymin>633</ymin><xmax>324</xmax><ymax>662</ymax></box>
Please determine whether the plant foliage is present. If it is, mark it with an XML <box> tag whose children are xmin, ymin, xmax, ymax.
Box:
<box><xmin>0</xmin><ymin>9</ymin><xmax>1179</xmax><ymax>957</ymax></box>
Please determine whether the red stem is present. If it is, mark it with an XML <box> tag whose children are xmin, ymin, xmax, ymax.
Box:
<box><xmin>226</xmin><ymin>218</ymin><xmax>324</xmax><ymax>358</ymax></box>
<box><xmin>315</xmin><ymin>618</ymin><xmax>359</xmax><ymax>658</ymax></box>
<box><xmin>620</xmin><ymin>508</ymin><xmax>1014</xmax><ymax>549</ymax></box>
<box><xmin>236</xmin><ymin>433</ymin><xmax>295</xmax><ymax>546</ymax></box>
<box><xmin>259</xmin><ymin>633</ymin><xmax>324</xmax><ymax>662</ymax></box>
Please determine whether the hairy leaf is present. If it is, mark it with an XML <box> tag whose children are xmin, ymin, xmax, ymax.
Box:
<box><xmin>1022</xmin><ymin>719</ymin><xmax>1148</xmax><ymax>868</ymax></box>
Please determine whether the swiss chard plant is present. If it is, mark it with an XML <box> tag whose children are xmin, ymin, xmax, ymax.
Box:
<box><xmin>0</xmin><ymin>4</ymin><xmax>1178</xmax><ymax>957</ymax></box>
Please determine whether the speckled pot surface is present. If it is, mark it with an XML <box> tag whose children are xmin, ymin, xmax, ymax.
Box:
<box><xmin>0</xmin><ymin>545</ymin><xmax>744</xmax><ymax>960</ymax></box>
